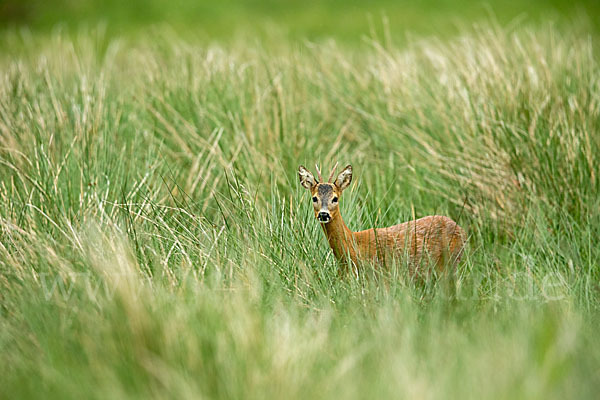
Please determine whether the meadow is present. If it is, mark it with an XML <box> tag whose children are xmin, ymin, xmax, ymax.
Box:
<box><xmin>1</xmin><ymin>2</ymin><xmax>600</xmax><ymax>399</ymax></box>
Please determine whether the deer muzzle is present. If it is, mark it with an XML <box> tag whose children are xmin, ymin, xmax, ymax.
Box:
<box><xmin>317</xmin><ymin>211</ymin><xmax>331</xmax><ymax>223</ymax></box>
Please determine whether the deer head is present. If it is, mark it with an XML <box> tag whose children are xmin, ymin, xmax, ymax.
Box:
<box><xmin>298</xmin><ymin>163</ymin><xmax>352</xmax><ymax>223</ymax></box>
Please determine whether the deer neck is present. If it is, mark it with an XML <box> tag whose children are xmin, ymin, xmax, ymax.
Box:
<box><xmin>320</xmin><ymin>211</ymin><xmax>357</xmax><ymax>263</ymax></box>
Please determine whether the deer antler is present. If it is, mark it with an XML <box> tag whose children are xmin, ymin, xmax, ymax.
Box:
<box><xmin>328</xmin><ymin>162</ymin><xmax>339</xmax><ymax>183</ymax></box>
<box><xmin>315</xmin><ymin>164</ymin><xmax>323</xmax><ymax>182</ymax></box>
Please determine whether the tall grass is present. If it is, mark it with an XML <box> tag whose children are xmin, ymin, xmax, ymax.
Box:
<box><xmin>1</xmin><ymin>24</ymin><xmax>599</xmax><ymax>399</ymax></box>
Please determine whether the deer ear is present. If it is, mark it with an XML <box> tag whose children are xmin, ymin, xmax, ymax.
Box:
<box><xmin>298</xmin><ymin>165</ymin><xmax>317</xmax><ymax>190</ymax></box>
<box><xmin>334</xmin><ymin>165</ymin><xmax>352</xmax><ymax>191</ymax></box>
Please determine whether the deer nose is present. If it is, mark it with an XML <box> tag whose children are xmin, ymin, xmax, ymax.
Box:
<box><xmin>317</xmin><ymin>212</ymin><xmax>331</xmax><ymax>222</ymax></box>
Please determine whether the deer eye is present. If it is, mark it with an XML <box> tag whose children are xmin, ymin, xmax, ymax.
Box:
<box><xmin>312</xmin><ymin>196</ymin><xmax>318</xmax><ymax>202</ymax></box>
<box><xmin>332</xmin><ymin>197</ymin><xmax>338</xmax><ymax>203</ymax></box>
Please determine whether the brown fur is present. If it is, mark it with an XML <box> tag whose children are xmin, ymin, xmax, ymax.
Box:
<box><xmin>320</xmin><ymin>210</ymin><xmax>466</xmax><ymax>272</ymax></box>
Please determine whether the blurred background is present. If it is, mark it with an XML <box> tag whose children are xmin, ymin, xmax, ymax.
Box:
<box><xmin>1</xmin><ymin>0</ymin><xmax>599</xmax><ymax>42</ymax></box>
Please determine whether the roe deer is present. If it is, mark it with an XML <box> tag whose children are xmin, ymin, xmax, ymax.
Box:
<box><xmin>298</xmin><ymin>163</ymin><xmax>466</xmax><ymax>273</ymax></box>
